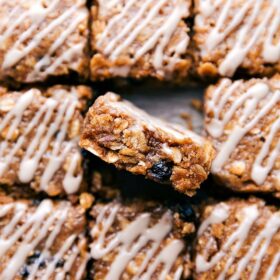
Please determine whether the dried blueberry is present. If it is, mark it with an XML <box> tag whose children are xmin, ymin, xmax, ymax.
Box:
<box><xmin>56</xmin><ymin>258</ymin><xmax>65</xmax><ymax>268</ymax></box>
<box><xmin>178</xmin><ymin>204</ymin><xmax>196</xmax><ymax>222</ymax></box>
<box><xmin>85</xmin><ymin>258</ymin><xmax>95</xmax><ymax>280</ymax></box>
<box><xmin>38</xmin><ymin>259</ymin><xmax>46</xmax><ymax>268</ymax></box>
<box><xmin>26</xmin><ymin>251</ymin><xmax>41</xmax><ymax>265</ymax></box>
<box><xmin>148</xmin><ymin>160</ymin><xmax>173</xmax><ymax>182</ymax></box>
<box><xmin>20</xmin><ymin>266</ymin><xmax>30</xmax><ymax>278</ymax></box>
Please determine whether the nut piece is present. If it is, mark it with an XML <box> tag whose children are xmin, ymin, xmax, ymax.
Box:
<box><xmin>79</xmin><ymin>192</ymin><xmax>95</xmax><ymax>209</ymax></box>
<box><xmin>229</xmin><ymin>161</ymin><xmax>246</xmax><ymax>176</ymax></box>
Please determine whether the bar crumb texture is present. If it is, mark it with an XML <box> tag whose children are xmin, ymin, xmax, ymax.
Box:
<box><xmin>80</xmin><ymin>92</ymin><xmax>214</xmax><ymax>196</ymax></box>
<box><xmin>194</xmin><ymin>0</ymin><xmax>280</xmax><ymax>77</ymax></box>
<box><xmin>0</xmin><ymin>0</ymin><xmax>89</xmax><ymax>83</ymax></box>
<box><xmin>195</xmin><ymin>198</ymin><xmax>280</xmax><ymax>279</ymax></box>
<box><xmin>0</xmin><ymin>85</ymin><xmax>92</xmax><ymax>196</ymax></box>
<box><xmin>0</xmin><ymin>196</ymin><xmax>88</xmax><ymax>280</ymax></box>
<box><xmin>204</xmin><ymin>75</ymin><xmax>280</xmax><ymax>195</ymax></box>
<box><xmin>90</xmin><ymin>0</ymin><xmax>191</xmax><ymax>81</ymax></box>
<box><xmin>89</xmin><ymin>200</ymin><xmax>193</xmax><ymax>279</ymax></box>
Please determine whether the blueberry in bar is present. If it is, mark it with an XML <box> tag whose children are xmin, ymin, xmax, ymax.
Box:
<box><xmin>80</xmin><ymin>92</ymin><xmax>214</xmax><ymax>196</ymax></box>
<box><xmin>90</xmin><ymin>0</ymin><xmax>192</xmax><ymax>81</ymax></box>
<box><xmin>195</xmin><ymin>197</ymin><xmax>280</xmax><ymax>279</ymax></box>
<box><xmin>0</xmin><ymin>0</ymin><xmax>89</xmax><ymax>83</ymax></box>
<box><xmin>0</xmin><ymin>195</ymin><xmax>88</xmax><ymax>280</ymax></box>
<box><xmin>89</xmin><ymin>199</ymin><xmax>195</xmax><ymax>279</ymax></box>
<box><xmin>0</xmin><ymin>85</ymin><xmax>92</xmax><ymax>196</ymax></box>
<box><xmin>193</xmin><ymin>0</ymin><xmax>280</xmax><ymax>77</ymax></box>
<box><xmin>204</xmin><ymin>75</ymin><xmax>280</xmax><ymax>196</ymax></box>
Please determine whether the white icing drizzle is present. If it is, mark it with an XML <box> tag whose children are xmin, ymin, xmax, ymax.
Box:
<box><xmin>0</xmin><ymin>89</ymin><xmax>82</xmax><ymax>194</ymax></box>
<box><xmin>196</xmin><ymin>203</ymin><xmax>280</xmax><ymax>279</ymax></box>
<box><xmin>0</xmin><ymin>0</ymin><xmax>88</xmax><ymax>81</ymax></box>
<box><xmin>41</xmin><ymin>234</ymin><xmax>77</xmax><ymax>280</ymax></box>
<box><xmin>96</xmin><ymin>0</ymin><xmax>189</xmax><ymax>73</ymax></box>
<box><xmin>251</xmin><ymin>117</ymin><xmax>280</xmax><ymax>185</ymax></box>
<box><xmin>74</xmin><ymin>253</ymin><xmax>90</xmax><ymax>280</ymax></box>
<box><xmin>197</xmin><ymin>0</ymin><xmax>280</xmax><ymax>76</ymax></box>
<box><xmin>264</xmin><ymin>252</ymin><xmax>280</xmax><ymax>280</ymax></box>
<box><xmin>196</xmin><ymin>205</ymin><xmax>259</xmax><ymax>274</ymax></box>
<box><xmin>197</xmin><ymin>203</ymin><xmax>229</xmax><ymax>236</ymax></box>
<box><xmin>207</xmin><ymin>80</ymin><xmax>280</xmax><ymax>185</ymax></box>
<box><xmin>0</xmin><ymin>200</ymin><xmax>86</xmax><ymax>280</ymax></box>
<box><xmin>90</xmin><ymin>202</ymin><xmax>185</xmax><ymax>280</ymax></box>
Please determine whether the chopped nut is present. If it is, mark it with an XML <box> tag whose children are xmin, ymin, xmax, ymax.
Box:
<box><xmin>182</xmin><ymin>222</ymin><xmax>195</xmax><ymax>234</ymax></box>
<box><xmin>123</xmin><ymin>130</ymin><xmax>148</xmax><ymax>152</ymax></box>
<box><xmin>249</xmin><ymin>128</ymin><xmax>261</xmax><ymax>135</ymax></box>
<box><xmin>113</xmin><ymin>118</ymin><xmax>129</xmax><ymax>134</ymax></box>
<box><xmin>106</xmin><ymin>151</ymin><xmax>119</xmax><ymax>163</ymax></box>
<box><xmin>46</xmin><ymin>182</ymin><xmax>61</xmax><ymax>196</ymax></box>
<box><xmin>171</xmin><ymin>147</ymin><xmax>182</xmax><ymax>164</ymax></box>
<box><xmin>126</xmin><ymin>263</ymin><xmax>137</xmax><ymax>276</ymax></box>
<box><xmin>229</xmin><ymin>161</ymin><xmax>246</xmax><ymax>176</ymax></box>
<box><xmin>79</xmin><ymin>192</ymin><xmax>95</xmax><ymax>209</ymax></box>
<box><xmin>193</xmin><ymin>164</ymin><xmax>207</xmax><ymax>179</ymax></box>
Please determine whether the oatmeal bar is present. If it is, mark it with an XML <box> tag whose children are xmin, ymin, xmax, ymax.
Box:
<box><xmin>204</xmin><ymin>76</ymin><xmax>280</xmax><ymax>195</ymax></box>
<box><xmin>0</xmin><ymin>195</ymin><xmax>88</xmax><ymax>280</ymax></box>
<box><xmin>90</xmin><ymin>0</ymin><xmax>191</xmax><ymax>81</ymax></box>
<box><xmin>0</xmin><ymin>85</ymin><xmax>92</xmax><ymax>196</ymax></box>
<box><xmin>80</xmin><ymin>92</ymin><xmax>214</xmax><ymax>196</ymax></box>
<box><xmin>0</xmin><ymin>0</ymin><xmax>89</xmax><ymax>83</ymax></box>
<box><xmin>89</xmin><ymin>199</ymin><xmax>194</xmax><ymax>279</ymax></box>
<box><xmin>194</xmin><ymin>0</ymin><xmax>280</xmax><ymax>77</ymax></box>
<box><xmin>195</xmin><ymin>198</ymin><xmax>280</xmax><ymax>279</ymax></box>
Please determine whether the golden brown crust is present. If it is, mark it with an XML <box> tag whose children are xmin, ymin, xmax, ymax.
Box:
<box><xmin>0</xmin><ymin>0</ymin><xmax>89</xmax><ymax>83</ymax></box>
<box><xmin>195</xmin><ymin>197</ymin><xmax>280</xmax><ymax>279</ymax></box>
<box><xmin>90</xmin><ymin>0</ymin><xmax>192</xmax><ymax>82</ymax></box>
<box><xmin>80</xmin><ymin>92</ymin><xmax>215</xmax><ymax>196</ymax></box>
<box><xmin>204</xmin><ymin>75</ymin><xmax>280</xmax><ymax>194</ymax></box>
